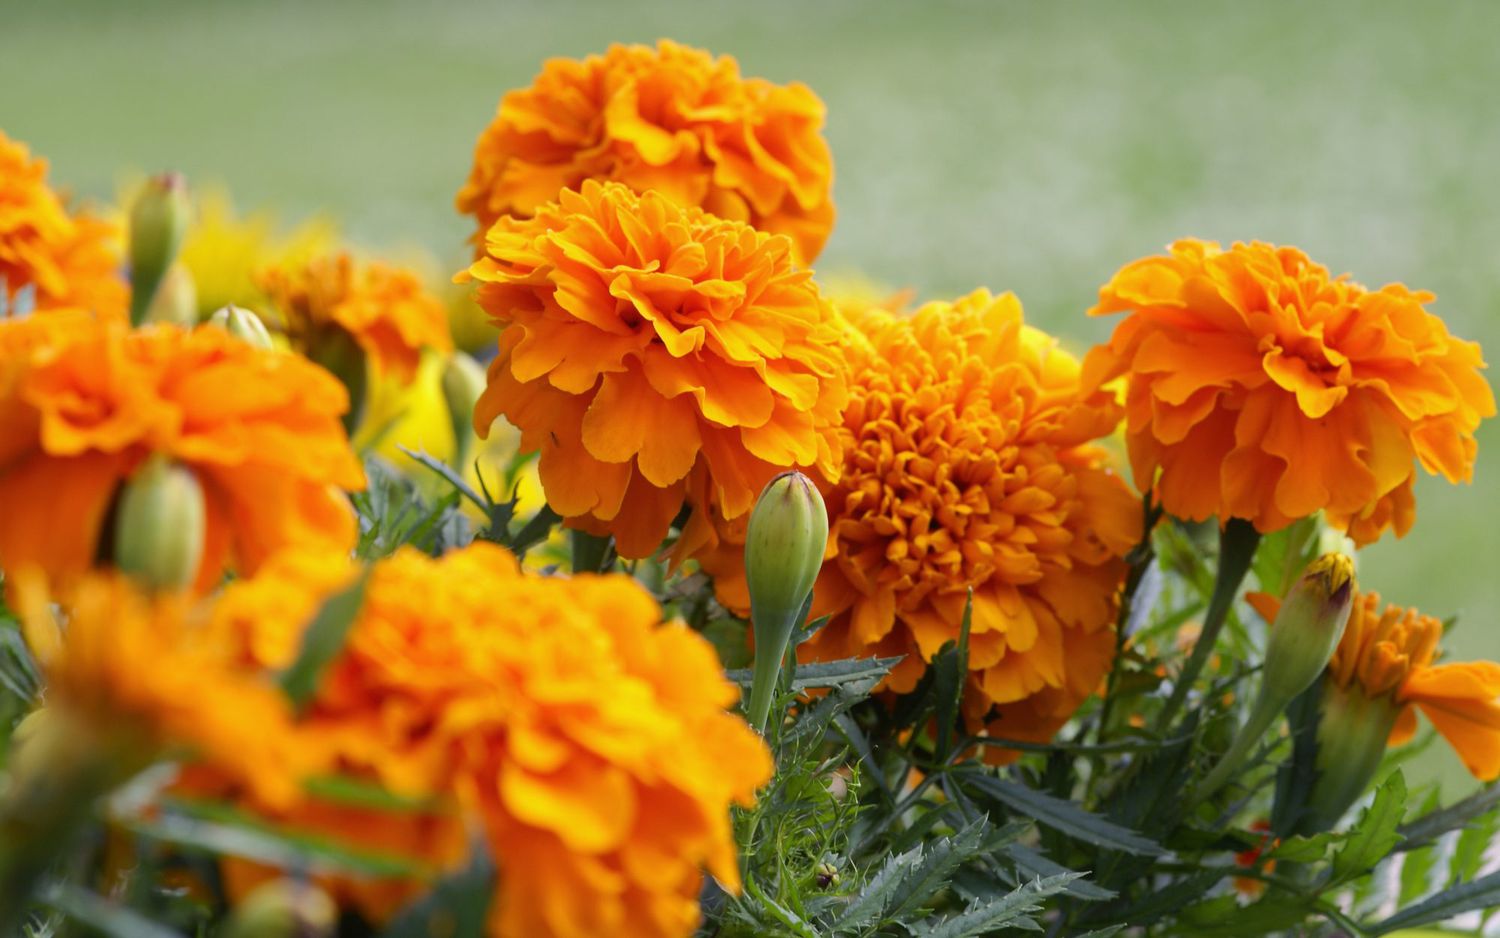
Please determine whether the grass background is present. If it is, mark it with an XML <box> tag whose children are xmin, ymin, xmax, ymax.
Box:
<box><xmin>5</xmin><ymin>0</ymin><xmax>1499</xmax><ymax>792</ymax></box>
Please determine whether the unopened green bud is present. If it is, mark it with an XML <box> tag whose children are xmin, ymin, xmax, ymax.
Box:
<box><xmin>1261</xmin><ymin>553</ymin><xmax>1355</xmax><ymax>706</ymax></box>
<box><xmin>1299</xmin><ymin>677</ymin><xmax>1402</xmax><ymax>833</ymax></box>
<box><xmin>128</xmin><ymin>173</ymin><xmax>191</xmax><ymax>326</ymax></box>
<box><xmin>743</xmin><ymin>471</ymin><xmax>828</xmax><ymax>734</ymax></box>
<box><xmin>143</xmin><ymin>263</ymin><xmax>198</xmax><ymax>326</ymax></box>
<box><xmin>1194</xmin><ymin>553</ymin><xmax>1355</xmax><ymax>805</ymax></box>
<box><xmin>221</xmin><ymin>879</ymin><xmax>337</xmax><ymax>938</ymax></box>
<box><xmin>209</xmin><ymin>304</ymin><xmax>276</xmax><ymax>349</ymax></box>
<box><xmin>441</xmin><ymin>351</ymin><xmax>486</xmax><ymax>470</ymax></box>
<box><xmin>113</xmin><ymin>455</ymin><xmax>206</xmax><ymax>591</ymax></box>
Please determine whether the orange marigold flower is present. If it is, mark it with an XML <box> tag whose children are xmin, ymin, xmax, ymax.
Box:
<box><xmin>1084</xmin><ymin>238</ymin><xmax>1495</xmax><ymax>544</ymax></box>
<box><xmin>0</xmin><ymin>130</ymin><xmax>126</xmax><ymax>317</ymax></box>
<box><xmin>202</xmin><ymin>542</ymin><xmax>772</xmax><ymax>937</ymax></box>
<box><xmin>256</xmin><ymin>251</ymin><xmax>452</xmax><ymax>383</ymax></box>
<box><xmin>707</xmin><ymin>289</ymin><xmax>1139</xmax><ymax>754</ymax></box>
<box><xmin>456</xmin><ymin>40</ymin><xmax>835</xmax><ymax>265</ymax></box>
<box><xmin>0</xmin><ymin>318</ymin><xmax>364</xmax><ymax>591</ymax></box>
<box><xmin>465</xmin><ymin>180</ymin><xmax>847</xmax><ymax>560</ymax></box>
<box><xmin>1329</xmin><ymin>592</ymin><xmax>1500</xmax><ymax>780</ymax></box>
<box><xmin>11</xmin><ymin>568</ymin><xmax>307</xmax><ymax>809</ymax></box>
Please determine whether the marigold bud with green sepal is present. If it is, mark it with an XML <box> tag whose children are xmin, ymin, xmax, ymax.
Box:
<box><xmin>113</xmin><ymin>455</ymin><xmax>207</xmax><ymax>591</ymax></box>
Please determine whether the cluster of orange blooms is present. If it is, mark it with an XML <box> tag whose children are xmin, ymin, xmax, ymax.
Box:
<box><xmin>2</xmin><ymin>35</ymin><xmax>1500</xmax><ymax>937</ymax></box>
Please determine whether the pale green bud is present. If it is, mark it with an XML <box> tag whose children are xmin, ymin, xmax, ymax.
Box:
<box><xmin>143</xmin><ymin>263</ymin><xmax>198</xmax><ymax>326</ymax></box>
<box><xmin>743</xmin><ymin>471</ymin><xmax>828</xmax><ymax>734</ymax></box>
<box><xmin>113</xmin><ymin>455</ymin><xmax>206</xmax><ymax>591</ymax></box>
<box><xmin>221</xmin><ymin>879</ymin><xmax>337</xmax><ymax>938</ymax></box>
<box><xmin>1194</xmin><ymin>553</ymin><xmax>1355</xmax><ymax>805</ymax></box>
<box><xmin>1261</xmin><ymin>553</ymin><xmax>1355</xmax><ymax>707</ymax></box>
<box><xmin>209</xmin><ymin>304</ymin><xmax>275</xmax><ymax>349</ymax></box>
<box><xmin>441</xmin><ymin>351</ymin><xmax>486</xmax><ymax>470</ymax></box>
<box><xmin>128</xmin><ymin>173</ymin><xmax>191</xmax><ymax>326</ymax></box>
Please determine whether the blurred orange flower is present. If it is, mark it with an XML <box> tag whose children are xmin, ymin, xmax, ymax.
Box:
<box><xmin>0</xmin><ymin>319</ymin><xmax>363</xmax><ymax>590</ymax></box>
<box><xmin>465</xmin><ymin>180</ymin><xmax>847</xmax><ymax>560</ymax></box>
<box><xmin>456</xmin><ymin>40</ymin><xmax>835</xmax><ymax>265</ymax></box>
<box><xmin>1084</xmin><ymin>239</ymin><xmax>1495</xmax><ymax>544</ymax></box>
<box><xmin>12</xmin><ymin>568</ymin><xmax>306</xmax><ymax>809</ymax></box>
<box><xmin>707</xmin><ymin>289</ymin><xmax>1139</xmax><ymax>754</ymax></box>
<box><xmin>202</xmin><ymin>543</ymin><xmax>772</xmax><ymax>938</ymax></box>
<box><xmin>257</xmin><ymin>251</ymin><xmax>452</xmax><ymax>383</ymax></box>
<box><xmin>0</xmin><ymin>130</ymin><xmax>125</xmax><ymax>317</ymax></box>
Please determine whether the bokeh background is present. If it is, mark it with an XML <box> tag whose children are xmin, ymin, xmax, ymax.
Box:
<box><xmin>6</xmin><ymin>0</ymin><xmax>1499</xmax><ymax>790</ymax></box>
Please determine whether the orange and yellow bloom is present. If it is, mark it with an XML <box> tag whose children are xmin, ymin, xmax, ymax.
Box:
<box><xmin>0</xmin><ymin>318</ymin><xmax>363</xmax><ymax>590</ymax></box>
<box><xmin>1328</xmin><ymin>592</ymin><xmax>1500</xmax><ymax>781</ymax></box>
<box><xmin>0</xmin><ymin>130</ymin><xmax>125</xmax><ymax>318</ymax></box>
<box><xmin>201</xmin><ymin>542</ymin><xmax>772</xmax><ymax>938</ymax></box>
<box><xmin>466</xmin><ymin>180</ymin><xmax>847</xmax><ymax>560</ymax></box>
<box><xmin>456</xmin><ymin>40</ymin><xmax>835</xmax><ymax>265</ymax></box>
<box><xmin>710</xmin><ymin>289</ymin><xmax>1139</xmax><ymax>752</ymax></box>
<box><xmin>1084</xmin><ymin>239</ymin><xmax>1494</xmax><ymax>544</ymax></box>
<box><xmin>12</xmin><ymin>568</ymin><xmax>307</xmax><ymax>809</ymax></box>
<box><xmin>257</xmin><ymin>251</ymin><xmax>452</xmax><ymax>384</ymax></box>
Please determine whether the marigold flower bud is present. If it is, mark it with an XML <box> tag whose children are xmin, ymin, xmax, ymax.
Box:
<box><xmin>743</xmin><ymin>471</ymin><xmax>828</xmax><ymax>733</ymax></box>
<box><xmin>442</xmin><ymin>351</ymin><xmax>486</xmax><ymax>469</ymax></box>
<box><xmin>221</xmin><ymin>879</ymin><xmax>337</xmax><ymax>938</ymax></box>
<box><xmin>208</xmin><ymin>304</ymin><xmax>275</xmax><ymax>349</ymax></box>
<box><xmin>1195</xmin><ymin>553</ymin><xmax>1355</xmax><ymax>804</ymax></box>
<box><xmin>112</xmin><ymin>455</ymin><xmax>207</xmax><ymax>591</ymax></box>
<box><xmin>128</xmin><ymin>173</ymin><xmax>190</xmax><ymax>325</ymax></box>
<box><xmin>143</xmin><ymin>263</ymin><xmax>198</xmax><ymax>326</ymax></box>
<box><xmin>1300</xmin><ymin>677</ymin><xmax>1402</xmax><ymax>833</ymax></box>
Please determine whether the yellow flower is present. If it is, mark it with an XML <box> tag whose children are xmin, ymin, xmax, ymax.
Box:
<box><xmin>0</xmin><ymin>130</ymin><xmax>125</xmax><ymax>318</ymax></box>
<box><xmin>257</xmin><ymin>251</ymin><xmax>452</xmax><ymax>384</ymax></box>
<box><xmin>457</xmin><ymin>40</ymin><xmax>835</xmax><ymax>265</ymax></box>
<box><xmin>178</xmin><ymin>188</ymin><xmax>335</xmax><ymax>318</ymax></box>
<box><xmin>200</xmin><ymin>543</ymin><xmax>772</xmax><ymax>937</ymax></box>
<box><xmin>465</xmin><ymin>180</ymin><xmax>847</xmax><ymax>560</ymax></box>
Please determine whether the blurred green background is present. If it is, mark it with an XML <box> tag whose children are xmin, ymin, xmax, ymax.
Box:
<box><xmin>5</xmin><ymin>0</ymin><xmax>1499</xmax><ymax>791</ymax></box>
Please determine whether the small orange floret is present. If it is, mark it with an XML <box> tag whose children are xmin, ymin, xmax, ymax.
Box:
<box><xmin>465</xmin><ymin>179</ymin><xmax>847</xmax><ymax>560</ymax></box>
<box><xmin>199</xmin><ymin>543</ymin><xmax>772</xmax><ymax>938</ymax></box>
<box><xmin>707</xmin><ymin>289</ymin><xmax>1139</xmax><ymax>754</ymax></box>
<box><xmin>256</xmin><ymin>251</ymin><xmax>452</xmax><ymax>383</ymax></box>
<box><xmin>0</xmin><ymin>130</ymin><xmax>125</xmax><ymax>317</ymax></box>
<box><xmin>0</xmin><ymin>318</ymin><xmax>364</xmax><ymax>590</ymax></box>
<box><xmin>456</xmin><ymin>40</ymin><xmax>835</xmax><ymax>265</ymax></box>
<box><xmin>1084</xmin><ymin>238</ymin><xmax>1495</xmax><ymax>545</ymax></box>
<box><xmin>1332</xmin><ymin>592</ymin><xmax>1500</xmax><ymax>781</ymax></box>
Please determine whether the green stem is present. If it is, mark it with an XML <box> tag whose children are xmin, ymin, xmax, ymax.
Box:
<box><xmin>1156</xmin><ymin>518</ymin><xmax>1260</xmax><ymax>733</ymax></box>
<box><xmin>746</xmin><ymin>619</ymin><xmax>792</xmax><ymax>735</ymax></box>
<box><xmin>1095</xmin><ymin>496</ymin><xmax>1161</xmax><ymax>745</ymax></box>
<box><xmin>1192</xmin><ymin>688</ymin><xmax>1279</xmax><ymax>806</ymax></box>
<box><xmin>570</xmin><ymin>530</ymin><xmax>614</xmax><ymax>574</ymax></box>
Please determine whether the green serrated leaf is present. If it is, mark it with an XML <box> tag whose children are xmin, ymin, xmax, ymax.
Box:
<box><xmin>1450</xmin><ymin>800</ymin><xmax>1498</xmax><ymax>884</ymax></box>
<box><xmin>1369</xmin><ymin>868</ymin><xmax>1500</xmax><ymax>935</ymax></box>
<box><xmin>1268</xmin><ymin>831</ymin><xmax>1336</xmax><ymax>863</ymax></box>
<box><xmin>912</xmin><ymin>873</ymin><xmax>1080</xmax><ymax>938</ymax></box>
<box><xmin>1332</xmin><ymin>770</ymin><xmax>1407</xmax><ymax>883</ymax></box>
<box><xmin>279</xmin><ymin>566</ymin><xmax>372</xmax><ymax>712</ymax></box>
<box><xmin>1397</xmin><ymin>784</ymin><xmax>1500</xmax><ymax>851</ymax></box>
<box><xmin>932</xmin><ymin>591</ymin><xmax>972</xmax><ymax>760</ymax></box>
<box><xmin>1000</xmin><ymin>843</ymin><xmax>1115</xmax><ymax>901</ymax></box>
<box><xmin>1397</xmin><ymin>839</ymin><xmax>1438</xmax><ymax>908</ymax></box>
<box><xmin>38</xmin><ymin>882</ymin><xmax>183</xmax><ymax>938</ymax></box>
<box><xmin>832</xmin><ymin>843</ymin><xmax>925</xmax><ymax>933</ymax></box>
<box><xmin>965</xmin><ymin>775</ymin><xmax>1164</xmax><ymax>857</ymax></box>
<box><xmin>886</xmin><ymin>821</ymin><xmax>989</xmax><ymax>921</ymax></box>
<box><xmin>380</xmin><ymin>841</ymin><xmax>494</xmax><ymax>938</ymax></box>
<box><xmin>1176</xmin><ymin>894</ymin><xmax>1314</xmax><ymax>937</ymax></box>
<box><xmin>725</xmin><ymin>655</ymin><xmax>901</xmax><ymax>692</ymax></box>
